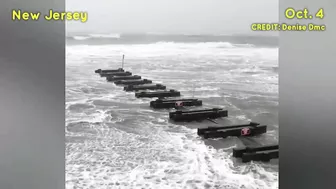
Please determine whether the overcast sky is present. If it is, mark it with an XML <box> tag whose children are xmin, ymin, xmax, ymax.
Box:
<box><xmin>66</xmin><ymin>0</ymin><xmax>278</xmax><ymax>34</ymax></box>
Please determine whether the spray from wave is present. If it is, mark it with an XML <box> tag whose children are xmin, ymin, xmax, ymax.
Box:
<box><xmin>66</xmin><ymin>33</ymin><xmax>278</xmax><ymax>47</ymax></box>
<box><xmin>71</xmin><ymin>33</ymin><xmax>121</xmax><ymax>40</ymax></box>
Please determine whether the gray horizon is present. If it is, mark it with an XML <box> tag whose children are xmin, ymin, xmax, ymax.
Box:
<box><xmin>66</xmin><ymin>0</ymin><xmax>278</xmax><ymax>35</ymax></box>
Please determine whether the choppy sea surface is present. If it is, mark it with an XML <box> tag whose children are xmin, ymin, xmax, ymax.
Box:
<box><xmin>66</xmin><ymin>33</ymin><xmax>279</xmax><ymax>189</ymax></box>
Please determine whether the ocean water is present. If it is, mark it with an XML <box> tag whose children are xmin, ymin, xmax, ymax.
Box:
<box><xmin>66</xmin><ymin>33</ymin><xmax>279</xmax><ymax>189</ymax></box>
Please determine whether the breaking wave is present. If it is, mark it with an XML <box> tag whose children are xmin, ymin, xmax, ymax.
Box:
<box><xmin>70</xmin><ymin>33</ymin><xmax>121</xmax><ymax>40</ymax></box>
<box><xmin>66</xmin><ymin>33</ymin><xmax>278</xmax><ymax>47</ymax></box>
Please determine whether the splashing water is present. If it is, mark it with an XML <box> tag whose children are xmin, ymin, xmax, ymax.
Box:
<box><xmin>66</xmin><ymin>39</ymin><xmax>278</xmax><ymax>189</ymax></box>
